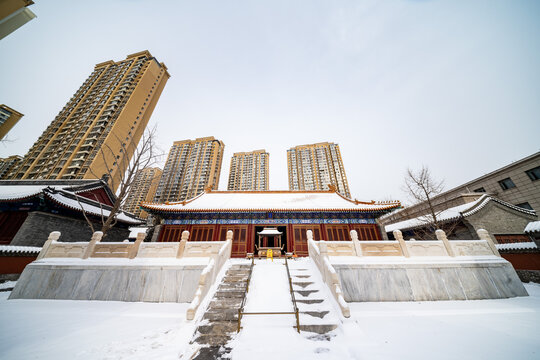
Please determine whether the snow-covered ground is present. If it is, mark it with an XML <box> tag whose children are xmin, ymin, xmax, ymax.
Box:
<box><xmin>0</xmin><ymin>291</ymin><xmax>195</xmax><ymax>359</ymax></box>
<box><xmin>1</xmin><ymin>265</ymin><xmax>540</xmax><ymax>359</ymax></box>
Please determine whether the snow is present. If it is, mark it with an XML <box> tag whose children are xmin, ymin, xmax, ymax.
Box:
<box><xmin>143</xmin><ymin>191</ymin><xmax>399</xmax><ymax>212</ymax></box>
<box><xmin>385</xmin><ymin>198</ymin><xmax>485</xmax><ymax>232</ymax></box>
<box><xmin>129</xmin><ymin>227</ymin><xmax>149</xmax><ymax>238</ymax></box>
<box><xmin>243</xmin><ymin>259</ymin><xmax>294</xmax><ymax>313</ymax></box>
<box><xmin>0</xmin><ymin>245</ymin><xmax>42</xmax><ymax>254</ymax></box>
<box><xmin>0</xmin><ymin>293</ymin><xmax>195</xmax><ymax>360</ymax></box>
<box><xmin>46</xmin><ymin>191</ymin><xmax>141</xmax><ymax>224</ymax></box>
<box><xmin>328</xmin><ymin>255</ymin><xmax>505</xmax><ymax>265</ymax></box>
<box><xmin>525</xmin><ymin>221</ymin><xmax>540</xmax><ymax>233</ymax></box>
<box><xmin>496</xmin><ymin>242</ymin><xmax>538</xmax><ymax>250</ymax></box>
<box><xmin>257</xmin><ymin>228</ymin><xmax>283</xmax><ymax>236</ymax></box>
<box><xmin>0</xmin><ymin>281</ymin><xmax>17</xmax><ymax>290</ymax></box>
<box><xmin>385</xmin><ymin>194</ymin><xmax>536</xmax><ymax>232</ymax></box>
<box><xmin>0</xmin><ymin>184</ymin><xmax>65</xmax><ymax>200</ymax></box>
<box><xmin>33</xmin><ymin>257</ymin><xmax>210</xmax><ymax>266</ymax></box>
<box><xmin>1</xmin><ymin>260</ymin><xmax>539</xmax><ymax>359</ymax></box>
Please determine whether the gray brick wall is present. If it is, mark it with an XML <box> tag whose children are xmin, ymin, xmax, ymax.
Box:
<box><xmin>10</xmin><ymin>211</ymin><xmax>129</xmax><ymax>247</ymax></box>
<box><xmin>464</xmin><ymin>201</ymin><xmax>537</xmax><ymax>243</ymax></box>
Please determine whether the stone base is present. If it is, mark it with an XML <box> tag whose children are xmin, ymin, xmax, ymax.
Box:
<box><xmin>333</xmin><ymin>257</ymin><xmax>528</xmax><ymax>302</ymax></box>
<box><xmin>9</xmin><ymin>260</ymin><xmax>205</xmax><ymax>302</ymax></box>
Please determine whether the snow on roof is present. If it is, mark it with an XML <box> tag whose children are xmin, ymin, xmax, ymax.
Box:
<box><xmin>525</xmin><ymin>221</ymin><xmax>540</xmax><ymax>233</ymax></box>
<box><xmin>0</xmin><ymin>245</ymin><xmax>42</xmax><ymax>254</ymax></box>
<box><xmin>257</xmin><ymin>228</ymin><xmax>283</xmax><ymax>236</ymax></box>
<box><xmin>129</xmin><ymin>227</ymin><xmax>149</xmax><ymax>238</ymax></box>
<box><xmin>0</xmin><ymin>185</ymin><xmax>68</xmax><ymax>201</ymax></box>
<box><xmin>385</xmin><ymin>194</ymin><xmax>536</xmax><ymax>232</ymax></box>
<box><xmin>495</xmin><ymin>242</ymin><xmax>538</xmax><ymax>251</ymax></box>
<box><xmin>45</xmin><ymin>191</ymin><xmax>142</xmax><ymax>225</ymax></box>
<box><xmin>142</xmin><ymin>190</ymin><xmax>401</xmax><ymax>213</ymax></box>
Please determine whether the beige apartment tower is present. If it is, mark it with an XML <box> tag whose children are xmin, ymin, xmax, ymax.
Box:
<box><xmin>7</xmin><ymin>51</ymin><xmax>169</xmax><ymax>191</ymax></box>
<box><xmin>123</xmin><ymin>167</ymin><xmax>162</xmax><ymax>219</ymax></box>
<box><xmin>0</xmin><ymin>104</ymin><xmax>23</xmax><ymax>140</ymax></box>
<box><xmin>228</xmin><ymin>150</ymin><xmax>269</xmax><ymax>191</ymax></box>
<box><xmin>154</xmin><ymin>137</ymin><xmax>225</xmax><ymax>203</ymax></box>
<box><xmin>287</xmin><ymin>142</ymin><xmax>351</xmax><ymax>198</ymax></box>
<box><xmin>0</xmin><ymin>155</ymin><xmax>23</xmax><ymax>179</ymax></box>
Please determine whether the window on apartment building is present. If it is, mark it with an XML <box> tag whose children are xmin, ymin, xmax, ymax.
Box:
<box><xmin>474</xmin><ymin>187</ymin><xmax>486</xmax><ymax>193</ymax></box>
<box><xmin>525</xmin><ymin>166</ymin><xmax>540</xmax><ymax>181</ymax></box>
<box><xmin>498</xmin><ymin>178</ymin><xmax>516</xmax><ymax>190</ymax></box>
<box><xmin>516</xmin><ymin>202</ymin><xmax>533</xmax><ymax>210</ymax></box>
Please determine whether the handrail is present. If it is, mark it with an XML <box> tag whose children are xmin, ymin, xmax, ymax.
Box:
<box><xmin>237</xmin><ymin>256</ymin><xmax>255</xmax><ymax>332</ymax></box>
<box><xmin>237</xmin><ymin>257</ymin><xmax>301</xmax><ymax>333</ymax></box>
<box><xmin>284</xmin><ymin>255</ymin><xmax>301</xmax><ymax>333</ymax></box>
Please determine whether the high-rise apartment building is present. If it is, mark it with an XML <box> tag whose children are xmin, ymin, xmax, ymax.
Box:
<box><xmin>287</xmin><ymin>142</ymin><xmax>351</xmax><ymax>198</ymax></box>
<box><xmin>154</xmin><ymin>137</ymin><xmax>225</xmax><ymax>202</ymax></box>
<box><xmin>0</xmin><ymin>155</ymin><xmax>23</xmax><ymax>179</ymax></box>
<box><xmin>0</xmin><ymin>0</ymin><xmax>36</xmax><ymax>40</ymax></box>
<box><xmin>123</xmin><ymin>167</ymin><xmax>162</xmax><ymax>218</ymax></box>
<box><xmin>7</xmin><ymin>50</ymin><xmax>169</xmax><ymax>191</ymax></box>
<box><xmin>228</xmin><ymin>150</ymin><xmax>269</xmax><ymax>191</ymax></box>
<box><xmin>0</xmin><ymin>104</ymin><xmax>23</xmax><ymax>140</ymax></box>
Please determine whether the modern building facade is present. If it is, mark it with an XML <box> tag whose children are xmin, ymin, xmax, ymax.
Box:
<box><xmin>6</xmin><ymin>51</ymin><xmax>169</xmax><ymax>191</ymax></box>
<box><xmin>0</xmin><ymin>0</ymin><xmax>36</xmax><ymax>40</ymax></box>
<box><xmin>0</xmin><ymin>104</ymin><xmax>23</xmax><ymax>140</ymax></box>
<box><xmin>287</xmin><ymin>142</ymin><xmax>351</xmax><ymax>198</ymax></box>
<box><xmin>227</xmin><ymin>149</ymin><xmax>269</xmax><ymax>191</ymax></box>
<box><xmin>153</xmin><ymin>137</ymin><xmax>225</xmax><ymax>203</ymax></box>
<box><xmin>123</xmin><ymin>167</ymin><xmax>162</xmax><ymax>218</ymax></box>
<box><xmin>0</xmin><ymin>155</ymin><xmax>22</xmax><ymax>179</ymax></box>
<box><xmin>383</xmin><ymin>152</ymin><xmax>540</xmax><ymax>228</ymax></box>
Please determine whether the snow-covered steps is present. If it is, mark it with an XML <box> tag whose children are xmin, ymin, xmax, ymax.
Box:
<box><xmin>190</xmin><ymin>262</ymin><xmax>251</xmax><ymax>359</ymax></box>
<box><xmin>288</xmin><ymin>259</ymin><xmax>341</xmax><ymax>335</ymax></box>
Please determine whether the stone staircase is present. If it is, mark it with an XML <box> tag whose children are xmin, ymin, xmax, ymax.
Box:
<box><xmin>288</xmin><ymin>260</ymin><xmax>340</xmax><ymax>336</ymax></box>
<box><xmin>190</xmin><ymin>263</ymin><xmax>251</xmax><ymax>359</ymax></box>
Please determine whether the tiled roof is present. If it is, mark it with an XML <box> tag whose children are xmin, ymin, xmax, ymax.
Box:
<box><xmin>496</xmin><ymin>242</ymin><xmax>538</xmax><ymax>251</ymax></box>
<box><xmin>141</xmin><ymin>189</ymin><xmax>401</xmax><ymax>213</ymax></box>
<box><xmin>0</xmin><ymin>245</ymin><xmax>42</xmax><ymax>254</ymax></box>
<box><xmin>385</xmin><ymin>194</ymin><xmax>537</xmax><ymax>232</ymax></box>
<box><xmin>525</xmin><ymin>221</ymin><xmax>540</xmax><ymax>234</ymax></box>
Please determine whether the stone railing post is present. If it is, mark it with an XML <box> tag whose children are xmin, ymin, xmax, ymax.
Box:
<box><xmin>350</xmin><ymin>230</ymin><xmax>363</xmax><ymax>257</ymax></box>
<box><xmin>477</xmin><ymin>228</ymin><xmax>501</xmax><ymax>257</ymax></box>
<box><xmin>37</xmin><ymin>231</ymin><xmax>61</xmax><ymax>260</ymax></box>
<box><xmin>319</xmin><ymin>240</ymin><xmax>328</xmax><ymax>258</ymax></box>
<box><xmin>176</xmin><ymin>230</ymin><xmax>189</xmax><ymax>258</ymax></box>
<box><xmin>393</xmin><ymin>230</ymin><xmax>410</xmax><ymax>258</ymax></box>
<box><xmin>306</xmin><ymin>230</ymin><xmax>313</xmax><ymax>241</ymax></box>
<box><xmin>436</xmin><ymin>229</ymin><xmax>455</xmax><ymax>257</ymax></box>
<box><xmin>82</xmin><ymin>231</ymin><xmax>103</xmax><ymax>259</ymax></box>
<box><xmin>129</xmin><ymin>232</ymin><xmax>145</xmax><ymax>259</ymax></box>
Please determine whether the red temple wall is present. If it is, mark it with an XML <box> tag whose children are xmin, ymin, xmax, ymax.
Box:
<box><xmin>157</xmin><ymin>222</ymin><xmax>382</xmax><ymax>258</ymax></box>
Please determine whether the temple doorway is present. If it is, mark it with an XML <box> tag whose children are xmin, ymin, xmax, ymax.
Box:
<box><xmin>254</xmin><ymin>226</ymin><xmax>288</xmax><ymax>256</ymax></box>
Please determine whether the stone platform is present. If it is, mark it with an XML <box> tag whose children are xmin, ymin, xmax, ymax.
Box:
<box><xmin>332</xmin><ymin>257</ymin><xmax>528</xmax><ymax>302</ymax></box>
<box><xmin>9</xmin><ymin>258</ymin><xmax>207</xmax><ymax>302</ymax></box>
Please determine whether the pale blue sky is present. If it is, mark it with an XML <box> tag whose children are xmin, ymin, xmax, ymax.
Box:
<box><xmin>1</xmin><ymin>0</ymin><xmax>539</xmax><ymax>203</ymax></box>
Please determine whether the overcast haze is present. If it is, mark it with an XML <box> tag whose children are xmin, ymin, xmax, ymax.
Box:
<box><xmin>1</xmin><ymin>0</ymin><xmax>539</xmax><ymax>204</ymax></box>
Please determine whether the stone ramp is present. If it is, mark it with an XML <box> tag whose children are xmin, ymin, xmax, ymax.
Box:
<box><xmin>190</xmin><ymin>263</ymin><xmax>251</xmax><ymax>359</ymax></box>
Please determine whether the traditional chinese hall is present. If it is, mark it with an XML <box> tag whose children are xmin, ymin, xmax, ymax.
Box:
<box><xmin>141</xmin><ymin>187</ymin><xmax>401</xmax><ymax>257</ymax></box>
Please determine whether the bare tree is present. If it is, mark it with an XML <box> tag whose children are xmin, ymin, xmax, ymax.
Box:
<box><xmin>82</xmin><ymin>126</ymin><xmax>162</xmax><ymax>236</ymax></box>
<box><xmin>403</xmin><ymin>166</ymin><xmax>458</xmax><ymax>239</ymax></box>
